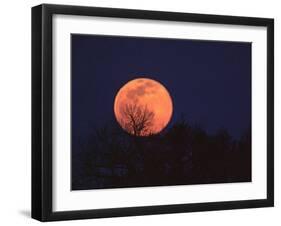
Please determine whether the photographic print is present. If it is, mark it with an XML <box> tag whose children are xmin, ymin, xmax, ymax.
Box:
<box><xmin>71</xmin><ymin>34</ymin><xmax>252</xmax><ymax>190</ymax></box>
<box><xmin>32</xmin><ymin>4</ymin><xmax>274</xmax><ymax>221</ymax></box>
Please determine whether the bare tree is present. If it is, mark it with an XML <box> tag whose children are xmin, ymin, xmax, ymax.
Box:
<box><xmin>120</xmin><ymin>103</ymin><xmax>155</xmax><ymax>136</ymax></box>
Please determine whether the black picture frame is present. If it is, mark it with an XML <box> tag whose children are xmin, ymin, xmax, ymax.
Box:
<box><xmin>32</xmin><ymin>4</ymin><xmax>274</xmax><ymax>222</ymax></box>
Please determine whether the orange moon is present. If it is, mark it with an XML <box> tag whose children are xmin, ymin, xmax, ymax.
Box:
<box><xmin>114</xmin><ymin>78</ymin><xmax>173</xmax><ymax>136</ymax></box>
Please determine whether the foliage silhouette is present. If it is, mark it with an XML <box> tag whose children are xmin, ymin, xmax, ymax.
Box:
<box><xmin>72</xmin><ymin>117</ymin><xmax>251</xmax><ymax>190</ymax></box>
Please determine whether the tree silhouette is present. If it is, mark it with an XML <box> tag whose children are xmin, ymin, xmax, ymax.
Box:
<box><xmin>72</xmin><ymin>117</ymin><xmax>252</xmax><ymax>190</ymax></box>
<box><xmin>120</xmin><ymin>103</ymin><xmax>155</xmax><ymax>136</ymax></box>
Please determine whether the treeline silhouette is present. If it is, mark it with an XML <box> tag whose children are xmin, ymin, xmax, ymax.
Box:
<box><xmin>72</xmin><ymin>118</ymin><xmax>251</xmax><ymax>190</ymax></box>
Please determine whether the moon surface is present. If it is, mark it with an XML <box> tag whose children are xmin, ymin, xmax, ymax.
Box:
<box><xmin>114</xmin><ymin>78</ymin><xmax>173</xmax><ymax>136</ymax></box>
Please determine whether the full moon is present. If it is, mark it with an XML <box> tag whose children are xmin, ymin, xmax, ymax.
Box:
<box><xmin>114</xmin><ymin>78</ymin><xmax>173</xmax><ymax>136</ymax></box>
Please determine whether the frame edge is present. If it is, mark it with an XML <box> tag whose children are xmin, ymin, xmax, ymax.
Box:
<box><xmin>31</xmin><ymin>4</ymin><xmax>43</xmax><ymax>221</ymax></box>
<box><xmin>266</xmin><ymin>19</ymin><xmax>274</xmax><ymax>207</ymax></box>
<box><xmin>32</xmin><ymin>4</ymin><xmax>54</xmax><ymax>221</ymax></box>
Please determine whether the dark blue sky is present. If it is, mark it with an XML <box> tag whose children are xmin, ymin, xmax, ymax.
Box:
<box><xmin>72</xmin><ymin>34</ymin><xmax>251</xmax><ymax>142</ymax></box>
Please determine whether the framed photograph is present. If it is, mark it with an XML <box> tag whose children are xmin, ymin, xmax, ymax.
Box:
<box><xmin>32</xmin><ymin>4</ymin><xmax>274</xmax><ymax>221</ymax></box>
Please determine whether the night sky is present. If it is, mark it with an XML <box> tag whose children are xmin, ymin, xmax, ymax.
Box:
<box><xmin>72</xmin><ymin>34</ymin><xmax>251</xmax><ymax>147</ymax></box>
